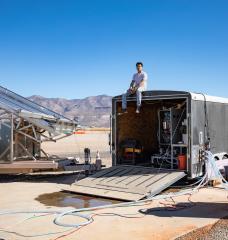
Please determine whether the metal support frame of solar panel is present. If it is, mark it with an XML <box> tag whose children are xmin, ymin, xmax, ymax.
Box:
<box><xmin>0</xmin><ymin>85</ymin><xmax>77</xmax><ymax>163</ymax></box>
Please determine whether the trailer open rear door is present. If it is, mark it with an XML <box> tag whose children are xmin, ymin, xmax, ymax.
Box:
<box><xmin>66</xmin><ymin>165</ymin><xmax>186</xmax><ymax>201</ymax></box>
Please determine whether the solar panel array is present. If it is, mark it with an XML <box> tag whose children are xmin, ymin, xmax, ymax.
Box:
<box><xmin>0</xmin><ymin>85</ymin><xmax>77</xmax><ymax>134</ymax></box>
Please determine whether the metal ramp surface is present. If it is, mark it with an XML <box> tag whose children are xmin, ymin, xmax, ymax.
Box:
<box><xmin>67</xmin><ymin>165</ymin><xmax>186</xmax><ymax>201</ymax></box>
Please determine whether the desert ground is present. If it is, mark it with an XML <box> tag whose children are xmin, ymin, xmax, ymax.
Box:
<box><xmin>42</xmin><ymin>130</ymin><xmax>112</xmax><ymax>166</ymax></box>
<box><xmin>0</xmin><ymin>131</ymin><xmax>227</xmax><ymax>240</ymax></box>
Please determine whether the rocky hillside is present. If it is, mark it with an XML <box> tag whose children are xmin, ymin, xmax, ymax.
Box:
<box><xmin>28</xmin><ymin>95</ymin><xmax>112</xmax><ymax>127</ymax></box>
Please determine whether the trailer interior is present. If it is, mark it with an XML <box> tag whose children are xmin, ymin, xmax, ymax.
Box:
<box><xmin>115</xmin><ymin>97</ymin><xmax>188</xmax><ymax>171</ymax></box>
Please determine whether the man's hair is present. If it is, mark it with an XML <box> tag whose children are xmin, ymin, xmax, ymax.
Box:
<box><xmin>136</xmin><ymin>62</ymin><xmax>143</xmax><ymax>67</ymax></box>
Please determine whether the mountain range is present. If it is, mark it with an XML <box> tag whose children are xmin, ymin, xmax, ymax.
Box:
<box><xmin>28</xmin><ymin>95</ymin><xmax>112</xmax><ymax>127</ymax></box>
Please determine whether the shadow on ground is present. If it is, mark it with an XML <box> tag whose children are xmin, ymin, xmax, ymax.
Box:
<box><xmin>139</xmin><ymin>202</ymin><xmax>228</xmax><ymax>219</ymax></box>
<box><xmin>0</xmin><ymin>172</ymin><xmax>84</xmax><ymax>184</ymax></box>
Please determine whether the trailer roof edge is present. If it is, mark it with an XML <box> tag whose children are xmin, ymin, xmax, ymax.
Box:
<box><xmin>113</xmin><ymin>90</ymin><xmax>228</xmax><ymax>104</ymax></box>
<box><xmin>190</xmin><ymin>92</ymin><xmax>228</xmax><ymax>104</ymax></box>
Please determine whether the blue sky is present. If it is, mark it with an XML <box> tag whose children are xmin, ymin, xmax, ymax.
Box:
<box><xmin>0</xmin><ymin>0</ymin><xmax>227</xmax><ymax>99</ymax></box>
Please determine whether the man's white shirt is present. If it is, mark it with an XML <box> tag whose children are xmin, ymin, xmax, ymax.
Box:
<box><xmin>132</xmin><ymin>71</ymin><xmax>148</xmax><ymax>90</ymax></box>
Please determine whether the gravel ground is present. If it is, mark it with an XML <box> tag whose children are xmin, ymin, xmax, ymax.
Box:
<box><xmin>176</xmin><ymin>216</ymin><xmax>228</xmax><ymax>240</ymax></box>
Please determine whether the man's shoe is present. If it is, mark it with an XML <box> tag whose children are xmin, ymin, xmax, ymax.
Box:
<box><xmin>136</xmin><ymin>107</ymin><xmax>140</xmax><ymax>114</ymax></box>
<box><xmin>122</xmin><ymin>109</ymin><xmax>128</xmax><ymax>114</ymax></box>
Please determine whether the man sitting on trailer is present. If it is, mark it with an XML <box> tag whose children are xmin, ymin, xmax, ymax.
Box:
<box><xmin>122</xmin><ymin>62</ymin><xmax>148</xmax><ymax>114</ymax></box>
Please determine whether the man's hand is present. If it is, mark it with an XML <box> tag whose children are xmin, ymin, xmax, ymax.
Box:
<box><xmin>128</xmin><ymin>85</ymin><xmax>138</xmax><ymax>94</ymax></box>
<box><xmin>127</xmin><ymin>80</ymin><xmax>138</xmax><ymax>94</ymax></box>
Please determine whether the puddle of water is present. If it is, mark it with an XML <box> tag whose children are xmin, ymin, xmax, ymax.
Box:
<box><xmin>35</xmin><ymin>191</ymin><xmax>121</xmax><ymax>208</ymax></box>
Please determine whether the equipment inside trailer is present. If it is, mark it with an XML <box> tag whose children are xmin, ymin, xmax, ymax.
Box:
<box><xmin>116</xmin><ymin>98</ymin><xmax>188</xmax><ymax>170</ymax></box>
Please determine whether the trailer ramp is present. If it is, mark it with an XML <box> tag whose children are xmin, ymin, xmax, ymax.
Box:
<box><xmin>67</xmin><ymin>165</ymin><xmax>186</xmax><ymax>201</ymax></box>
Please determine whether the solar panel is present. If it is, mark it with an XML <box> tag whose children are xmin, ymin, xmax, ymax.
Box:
<box><xmin>0</xmin><ymin>85</ymin><xmax>77</xmax><ymax>135</ymax></box>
